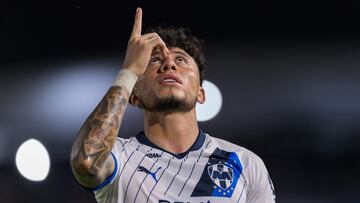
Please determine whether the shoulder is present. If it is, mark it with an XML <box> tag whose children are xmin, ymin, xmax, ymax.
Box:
<box><xmin>206</xmin><ymin>134</ymin><xmax>267</xmax><ymax>168</ymax></box>
<box><xmin>111</xmin><ymin>136</ymin><xmax>138</xmax><ymax>156</ymax></box>
<box><xmin>208</xmin><ymin>134</ymin><xmax>259</xmax><ymax>157</ymax></box>
<box><xmin>114</xmin><ymin>136</ymin><xmax>139</xmax><ymax>146</ymax></box>
<box><xmin>206</xmin><ymin>134</ymin><xmax>275</xmax><ymax>201</ymax></box>
<box><xmin>115</xmin><ymin>136</ymin><xmax>132</xmax><ymax>145</ymax></box>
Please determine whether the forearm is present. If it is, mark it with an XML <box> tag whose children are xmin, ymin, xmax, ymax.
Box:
<box><xmin>70</xmin><ymin>86</ymin><xmax>129</xmax><ymax>176</ymax></box>
<box><xmin>70</xmin><ymin>69</ymin><xmax>138</xmax><ymax>185</ymax></box>
<box><xmin>72</xmin><ymin>86</ymin><xmax>128</xmax><ymax>168</ymax></box>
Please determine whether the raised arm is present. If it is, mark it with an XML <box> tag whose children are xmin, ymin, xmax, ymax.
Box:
<box><xmin>70</xmin><ymin>7</ymin><xmax>169</xmax><ymax>189</ymax></box>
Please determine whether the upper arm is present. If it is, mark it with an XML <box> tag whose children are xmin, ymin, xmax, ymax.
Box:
<box><xmin>246</xmin><ymin>155</ymin><xmax>276</xmax><ymax>203</ymax></box>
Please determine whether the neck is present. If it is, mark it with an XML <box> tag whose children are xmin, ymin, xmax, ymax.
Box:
<box><xmin>143</xmin><ymin>109</ymin><xmax>200</xmax><ymax>154</ymax></box>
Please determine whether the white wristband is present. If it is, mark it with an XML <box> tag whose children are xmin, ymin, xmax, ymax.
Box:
<box><xmin>111</xmin><ymin>69</ymin><xmax>138</xmax><ymax>94</ymax></box>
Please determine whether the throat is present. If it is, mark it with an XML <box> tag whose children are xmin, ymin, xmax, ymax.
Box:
<box><xmin>136</xmin><ymin>128</ymin><xmax>205</xmax><ymax>158</ymax></box>
<box><xmin>143</xmin><ymin>109</ymin><xmax>201</xmax><ymax>155</ymax></box>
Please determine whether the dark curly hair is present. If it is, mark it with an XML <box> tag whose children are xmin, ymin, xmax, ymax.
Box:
<box><xmin>144</xmin><ymin>26</ymin><xmax>206</xmax><ymax>85</ymax></box>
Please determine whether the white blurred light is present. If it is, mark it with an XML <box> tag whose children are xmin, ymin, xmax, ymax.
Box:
<box><xmin>34</xmin><ymin>64</ymin><xmax>117</xmax><ymax>134</ymax></box>
<box><xmin>38</xmin><ymin>65</ymin><xmax>114</xmax><ymax>119</ymax></box>
<box><xmin>15</xmin><ymin>139</ymin><xmax>50</xmax><ymax>181</ymax></box>
<box><xmin>196</xmin><ymin>80</ymin><xmax>223</xmax><ymax>121</ymax></box>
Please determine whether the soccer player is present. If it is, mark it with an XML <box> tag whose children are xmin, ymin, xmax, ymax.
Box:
<box><xmin>70</xmin><ymin>7</ymin><xmax>276</xmax><ymax>203</ymax></box>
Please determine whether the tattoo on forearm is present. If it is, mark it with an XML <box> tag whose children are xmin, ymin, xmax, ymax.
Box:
<box><xmin>71</xmin><ymin>86</ymin><xmax>129</xmax><ymax>174</ymax></box>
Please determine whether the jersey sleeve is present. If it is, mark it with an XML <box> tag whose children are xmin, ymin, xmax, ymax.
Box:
<box><xmin>91</xmin><ymin>138</ymin><xmax>126</xmax><ymax>202</ymax></box>
<box><xmin>245</xmin><ymin>154</ymin><xmax>276</xmax><ymax>203</ymax></box>
<box><xmin>76</xmin><ymin>138</ymin><xmax>124</xmax><ymax>192</ymax></box>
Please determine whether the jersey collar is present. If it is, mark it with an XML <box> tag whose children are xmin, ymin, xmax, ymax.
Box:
<box><xmin>135</xmin><ymin>129</ymin><xmax>206</xmax><ymax>159</ymax></box>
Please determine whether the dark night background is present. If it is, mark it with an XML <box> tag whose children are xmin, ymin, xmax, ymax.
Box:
<box><xmin>1</xmin><ymin>0</ymin><xmax>360</xmax><ymax>202</ymax></box>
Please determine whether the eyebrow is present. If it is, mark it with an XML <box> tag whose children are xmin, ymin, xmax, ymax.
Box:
<box><xmin>172</xmin><ymin>50</ymin><xmax>190</xmax><ymax>58</ymax></box>
<box><xmin>151</xmin><ymin>49</ymin><xmax>190</xmax><ymax>58</ymax></box>
<box><xmin>151</xmin><ymin>50</ymin><xmax>161</xmax><ymax>56</ymax></box>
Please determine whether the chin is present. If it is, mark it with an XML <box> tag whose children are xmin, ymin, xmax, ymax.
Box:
<box><xmin>158</xmin><ymin>89</ymin><xmax>186</xmax><ymax>100</ymax></box>
<box><xmin>144</xmin><ymin>93</ymin><xmax>195</xmax><ymax>113</ymax></box>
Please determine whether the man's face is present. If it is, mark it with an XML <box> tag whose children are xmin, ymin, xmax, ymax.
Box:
<box><xmin>133</xmin><ymin>47</ymin><xmax>205</xmax><ymax>113</ymax></box>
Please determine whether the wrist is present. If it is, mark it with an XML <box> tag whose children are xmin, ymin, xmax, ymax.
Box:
<box><xmin>122</xmin><ymin>65</ymin><xmax>144</xmax><ymax>77</ymax></box>
<box><xmin>111</xmin><ymin>69</ymin><xmax>138</xmax><ymax>94</ymax></box>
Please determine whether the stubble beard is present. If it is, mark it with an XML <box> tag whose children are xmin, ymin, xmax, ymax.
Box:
<box><xmin>140</xmin><ymin>93</ymin><xmax>196</xmax><ymax>113</ymax></box>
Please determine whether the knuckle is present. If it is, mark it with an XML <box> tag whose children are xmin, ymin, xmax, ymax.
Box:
<box><xmin>154</xmin><ymin>33</ymin><xmax>161</xmax><ymax>39</ymax></box>
<box><xmin>132</xmin><ymin>38</ymin><xmax>142</xmax><ymax>46</ymax></box>
<box><xmin>158</xmin><ymin>40</ymin><xmax>166</xmax><ymax>47</ymax></box>
<box><xmin>133</xmin><ymin>36</ymin><xmax>141</xmax><ymax>42</ymax></box>
<box><xmin>128</xmin><ymin>37</ymin><xmax>138</xmax><ymax>44</ymax></box>
<box><xmin>139</xmin><ymin>40</ymin><xmax>147</xmax><ymax>48</ymax></box>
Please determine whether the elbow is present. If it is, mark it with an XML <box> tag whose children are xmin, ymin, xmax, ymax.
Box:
<box><xmin>70</xmin><ymin>156</ymin><xmax>106</xmax><ymax>189</ymax></box>
<box><xmin>70</xmin><ymin>156</ymin><xmax>98</xmax><ymax>177</ymax></box>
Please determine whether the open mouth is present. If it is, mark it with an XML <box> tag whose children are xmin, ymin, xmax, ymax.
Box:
<box><xmin>160</xmin><ymin>79</ymin><xmax>179</xmax><ymax>85</ymax></box>
<box><xmin>158</xmin><ymin>74</ymin><xmax>183</xmax><ymax>86</ymax></box>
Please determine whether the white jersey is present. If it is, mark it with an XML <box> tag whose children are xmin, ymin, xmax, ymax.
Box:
<box><xmin>80</xmin><ymin>130</ymin><xmax>276</xmax><ymax>203</ymax></box>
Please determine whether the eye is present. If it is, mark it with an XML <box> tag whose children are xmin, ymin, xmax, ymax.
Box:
<box><xmin>149</xmin><ymin>57</ymin><xmax>162</xmax><ymax>64</ymax></box>
<box><xmin>175</xmin><ymin>56</ymin><xmax>187</xmax><ymax>64</ymax></box>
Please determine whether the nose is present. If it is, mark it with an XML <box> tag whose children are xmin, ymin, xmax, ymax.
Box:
<box><xmin>158</xmin><ymin>55</ymin><xmax>177</xmax><ymax>73</ymax></box>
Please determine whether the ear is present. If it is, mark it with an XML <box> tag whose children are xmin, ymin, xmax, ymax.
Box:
<box><xmin>129</xmin><ymin>88</ymin><xmax>142</xmax><ymax>109</ymax></box>
<box><xmin>197</xmin><ymin>86</ymin><xmax>205</xmax><ymax>104</ymax></box>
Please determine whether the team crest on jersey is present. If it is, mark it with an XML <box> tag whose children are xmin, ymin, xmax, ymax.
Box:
<box><xmin>191</xmin><ymin>148</ymin><xmax>243</xmax><ymax>198</ymax></box>
<box><xmin>207</xmin><ymin>163</ymin><xmax>234</xmax><ymax>190</ymax></box>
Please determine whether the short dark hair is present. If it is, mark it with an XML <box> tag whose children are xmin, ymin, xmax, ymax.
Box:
<box><xmin>144</xmin><ymin>26</ymin><xmax>206</xmax><ymax>85</ymax></box>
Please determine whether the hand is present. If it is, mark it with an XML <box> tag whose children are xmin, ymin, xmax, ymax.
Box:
<box><xmin>122</xmin><ymin>7</ymin><xmax>169</xmax><ymax>77</ymax></box>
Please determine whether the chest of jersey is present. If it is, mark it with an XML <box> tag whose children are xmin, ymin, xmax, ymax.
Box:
<box><xmin>115</xmin><ymin>143</ymin><xmax>247</xmax><ymax>203</ymax></box>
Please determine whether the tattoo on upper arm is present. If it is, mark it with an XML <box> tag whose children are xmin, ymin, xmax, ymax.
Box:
<box><xmin>72</xmin><ymin>86</ymin><xmax>129</xmax><ymax>174</ymax></box>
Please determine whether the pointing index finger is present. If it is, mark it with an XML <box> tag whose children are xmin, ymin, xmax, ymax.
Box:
<box><xmin>131</xmin><ymin>7</ymin><xmax>142</xmax><ymax>38</ymax></box>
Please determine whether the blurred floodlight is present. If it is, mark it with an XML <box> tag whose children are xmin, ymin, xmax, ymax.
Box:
<box><xmin>196</xmin><ymin>80</ymin><xmax>222</xmax><ymax>121</ymax></box>
<box><xmin>15</xmin><ymin>139</ymin><xmax>50</xmax><ymax>181</ymax></box>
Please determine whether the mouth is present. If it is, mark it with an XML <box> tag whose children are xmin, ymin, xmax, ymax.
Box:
<box><xmin>158</xmin><ymin>74</ymin><xmax>183</xmax><ymax>86</ymax></box>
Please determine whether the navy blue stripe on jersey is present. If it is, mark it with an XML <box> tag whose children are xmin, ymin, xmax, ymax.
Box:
<box><xmin>120</xmin><ymin>139</ymin><xmax>132</xmax><ymax>155</ymax></box>
<box><xmin>120</xmin><ymin>140</ymin><xmax>131</xmax><ymax>151</ymax></box>
<box><xmin>103</xmin><ymin>140</ymin><xmax>133</xmax><ymax>202</ymax></box>
<box><xmin>236</xmin><ymin>174</ymin><xmax>247</xmax><ymax>203</ymax></box>
<box><xmin>133</xmin><ymin>151</ymin><xmax>165</xmax><ymax>203</ymax></box>
<box><xmin>123</xmin><ymin>147</ymin><xmax>153</xmax><ymax>203</ymax></box>
<box><xmin>74</xmin><ymin>152</ymin><xmax>118</xmax><ymax>192</ymax></box>
<box><xmin>178</xmin><ymin>140</ymin><xmax>212</xmax><ymax>196</ymax></box>
<box><xmin>104</xmin><ymin>178</ymin><xmax>115</xmax><ymax>202</ymax></box>
<box><xmin>237</xmin><ymin>183</ymin><xmax>246</xmax><ymax>203</ymax></box>
<box><xmin>146</xmin><ymin>156</ymin><xmax>174</xmax><ymax>203</ymax></box>
<box><xmin>118</xmin><ymin>144</ymin><xmax>142</xmax><ymax>178</ymax></box>
<box><xmin>118</xmin><ymin>138</ymin><xmax>124</xmax><ymax>147</ymax></box>
<box><xmin>118</xmin><ymin>137</ymin><xmax>132</xmax><ymax>148</ymax></box>
<box><xmin>164</xmin><ymin>155</ymin><xmax>186</xmax><ymax>195</ymax></box>
<box><xmin>239</xmin><ymin>172</ymin><xmax>247</xmax><ymax>185</ymax></box>
<box><xmin>135</xmin><ymin>129</ymin><xmax>206</xmax><ymax>159</ymax></box>
<box><xmin>191</xmin><ymin>148</ymin><xmax>243</xmax><ymax>198</ymax></box>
